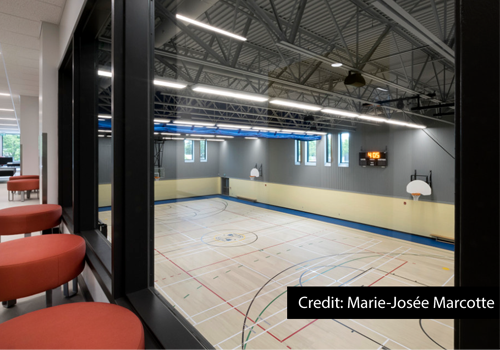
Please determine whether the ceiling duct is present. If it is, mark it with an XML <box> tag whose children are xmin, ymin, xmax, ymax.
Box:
<box><xmin>344</xmin><ymin>71</ymin><xmax>366</xmax><ymax>87</ymax></box>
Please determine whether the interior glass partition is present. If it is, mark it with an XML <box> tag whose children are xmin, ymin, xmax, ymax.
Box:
<box><xmin>149</xmin><ymin>1</ymin><xmax>456</xmax><ymax>349</ymax></box>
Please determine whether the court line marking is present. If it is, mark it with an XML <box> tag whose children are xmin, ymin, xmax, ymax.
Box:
<box><xmin>154</xmin><ymin>281</ymin><xmax>196</xmax><ymax>324</ymax></box>
<box><xmin>430</xmin><ymin>319</ymin><xmax>454</xmax><ymax>330</ymax></box>
<box><xmin>348</xmin><ymin>319</ymin><xmax>411</xmax><ymax>349</ymax></box>
<box><xmin>159</xmin><ymin>263</ymin><xmax>239</xmax><ymax>288</ymax></box>
<box><xmin>441</xmin><ymin>273</ymin><xmax>455</xmax><ymax>286</ymax></box>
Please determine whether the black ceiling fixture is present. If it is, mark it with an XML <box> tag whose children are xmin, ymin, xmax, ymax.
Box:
<box><xmin>344</xmin><ymin>71</ymin><xmax>366</xmax><ymax>87</ymax></box>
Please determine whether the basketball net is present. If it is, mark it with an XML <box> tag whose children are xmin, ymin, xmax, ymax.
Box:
<box><xmin>249</xmin><ymin>176</ymin><xmax>256</xmax><ymax>181</ymax></box>
<box><xmin>411</xmin><ymin>193</ymin><xmax>421</xmax><ymax>201</ymax></box>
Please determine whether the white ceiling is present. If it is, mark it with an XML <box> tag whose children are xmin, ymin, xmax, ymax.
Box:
<box><xmin>0</xmin><ymin>0</ymin><xmax>66</xmax><ymax>133</ymax></box>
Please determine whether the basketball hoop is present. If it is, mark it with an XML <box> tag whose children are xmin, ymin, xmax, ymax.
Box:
<box><xmin>411</xmin><ymin>193</ymin><xmax>421</xmax><ymax>201</ymax></box>
<box><xmin>406</xmin><ymin>179</ymin><xmax>431</xmax><ymax>201</ymax></box>
<box><xmin>249</xmin><ymin>176</ymin><xmax>256</xmax><ymax>181</ymax></box>
<box><xmin>154</xmin><ymin>176</ymin><xmax>160</xmax><ymax>181</ymax></box>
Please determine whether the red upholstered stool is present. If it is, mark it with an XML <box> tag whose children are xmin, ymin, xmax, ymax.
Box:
<box><xmin>0</xmin><ymin>302</ymin><xmax>145</xmax><ymax>349</ymax></box>
<box><xmin>0</xmin><ymin>204</ymin><xmax>62</xmax><ymax>241</ymax></box>
<box><xmin>8</xmin><ymin>175</ymin><xmax>39</xmax><ymax>181</ymax></box>
<box><xmin>0</xmin><ymin>235</ymin><xmax>85</xmax><ymax>308</ymax></box>
<box><xmin>6</xmin><ymin>179</ymin><xmax>39</xmax><ymax>202</ymax></box>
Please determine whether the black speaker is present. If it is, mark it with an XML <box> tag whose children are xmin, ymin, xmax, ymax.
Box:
<box><xmin>344</xmin><ymin>71</ymin><xmax>366</xmax><ymax>87</ymax></box>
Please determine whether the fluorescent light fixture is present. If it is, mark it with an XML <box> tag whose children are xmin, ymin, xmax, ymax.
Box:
<box><xmin>406</xmin><ymin>123</ymin><xmax>426</xmax><ymax>129</ymax></box>
<box><xmin>98</xmin><ymin>129</ymin><xmax>112</xmax><ymax>133</ymax></box>
<box><xmin>0</xmin><ymin>108</ymin><xmax>15</xmax><ymax>112</ymax></box>
<box><xmin>98</xmin><ymin>114</ymin><xmax>112</xmax><ymax>119</ymax></box>
<box><xmin>173</xmin><ymin>120</ymin><xmax>215</xmax><ymax>127</ymax></box>
<box><xmin>192</xmin><ymin>84</ymin><xmax>268</xmax><ymax>102</ymax></box>
<box><xmin>217</xmin><ymin>123</ymin><xmax>252</xmax><ymax>129</ymax></box>
<box><xmin>190</xmin><ymin>134</ymin><xmax>214</xmax><ymax>137</ymax></box>
<box><xmin>384</xmin><ymin>119</ymin><xmax>408</xmax><ymax>126</ymax></box>
<box><xmin>176</xmin><ymin>14</ymin><xmax>247</xmax><ymax>41</ymax></box>
<box><xmin>207</xmin><ymin>139</ymin><xmax>225</xmax><ymax>142</ymax></box>
<box><xmin>154</xmin><ymin>118</ymin><xmax>171</xmax><ymax>123</ymax></box>
<box><xmin>187</xmin><ymin>138</ymin><xmax>202</xmax><ymax>141</ymax></box>
<box><xmin>98</xmin><ymin>70</ymin><xmax>112</xmax><ymax>77</ymax></box>
<box><xmin>245</xmin><ymin>137</ymin><xmax>258</xmax><ymax>140</ymax></box>
<box><xmin>322</xmin><ymin>108</ymin><xmax>359</xmax><ymax>117</ymax></box>
<box><xmin>154</xmin><ymin>132</ymin><xmax>159</xmax><ymax>135</ymax></box>
<box><xmin>153</xmin><ymin>79</ymin><xmax>187</xmax><ymax>89</ymax></box>
<box><xmin>171</xmin><ymin>138</ymin><xmax>185</xmax><ymax>140</ymax></box>
<box><xmin>306</xmin><ymin>131</ymin><xmax>327</xmax><ymax>135</ymax></box>
<box><xmin>358</xmin><ymin>115</ymin><xmax>386</xmax><ymax>122</ymax></box>
<box><xmin>252</xmin><ymin>127</ymin><xmax>281</xmax><ymax>132</ymax></box>
<box><xmin>0</xmin><ymin>118</ymin><xmax>16</xmax><ymax>121</ymax></box>
<box><xmin>377</xmin><ymin>87</ymin><xmax>388</xmax><ymax>91</ymax></box>
<box><xmin>331</xmin><ymin>63</ymin><xmax>343</xmax><ymax>67</ymax></box>
<box><xmin>215</xmin><ymin>135</ymin><xmax>234</xmax><ymax>139</ymax></box>
<box><xmin>280</xmin><ymin>129</ymin><xmax>305</xmax><ymax>133</ymax></box>
<box><xmin>0</xmin><ymin>93</ymin><xmax>11</xmax><ymax>97</ymax></box>
<box><xmin>161</xmin><ymin>133</ymin><xmax>181</xmax><ymax>136</ymax></box>
<box><xmin>269</xmin><ymin>99</ymin><xmax>322</xmax><ymax>111</ymax></box>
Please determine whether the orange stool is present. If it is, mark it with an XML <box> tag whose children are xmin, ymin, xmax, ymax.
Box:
<box><xmin>0</xmin><ymin>235</ymin><xmax>85</xmax><ymax>308</ymax></box>
<box><xmin>8</xmin><ymin>175</ymin><xmax>39</xmax><ymax>181</ymax></box>
<box><xmin>6</xmin><ymin>179</ymin><xmax>39</xmax><ymax>202</ymax></box>
<box><xmin>0</xmin><ymin>302</ymin><xmax>145</xmax><ymax>349</ymax></box>
<box><xmin>0</xmin><ymin>204</ymin><xmax>62</xmax><ymax>241</ymax></box>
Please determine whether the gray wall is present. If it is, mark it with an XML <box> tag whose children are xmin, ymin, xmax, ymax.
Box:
<box><xmin>98</xmin><ymin>138</ymin><xmax>220</xmax><ymax>184</ymax></box>
<box><xmin>219</xmin><ymin>123</ymin><xmax>455</xmax><ymax>204</ymax></box>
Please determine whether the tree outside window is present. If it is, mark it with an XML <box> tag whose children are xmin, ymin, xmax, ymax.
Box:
<box><xmin>2</xmin><ymin>134</ymin><xmax>20</xmax><ymax>161</ymax></box>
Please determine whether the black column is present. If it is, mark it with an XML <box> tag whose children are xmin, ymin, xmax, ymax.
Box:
<box><xmin>111</xmin><ymin>0</ymin><xmax>155</xmax><ymax>299</ymax></box>
<box><xmin>455</xmin><ymin>0</ymin><xmax>500</xmax><ymax>348</ymax></box>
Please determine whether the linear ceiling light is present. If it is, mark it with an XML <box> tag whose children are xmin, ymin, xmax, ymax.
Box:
<box><xmin>192</xmin><ymin>84</ymin><xmax>268</xmax><ymax>102</ymax></box>
<box><xmin>154</xmin><ymin>118</ymin><xmax>172</xmax><ymax>123</ymax></box>
<box><xmin>0</xmin><ymin>93</ymin><xmax>10</xmax><ymax>97</ymax></box>
<box><xmin>358</xmin><ymin>115</ymin><xmax>386</xmax><ymax>122</ymax></box>
<box><xmin>0</xmin><ymin>108</ymin><xmax>14</xmax><ymax>112</ymax></box>
<box><xmin>245</xmin><ymin>137</ymin><xmax>259</xmax><ymax>140</ymax></box>
<box><xmin>280</xmin><ymin>129</ymin><xmax>305</xmax><ymax>133</ymax></box>
<box><xmin>162</xmin><ymin>132</ymin><xmax>181</xmax><ymax>136</ymax></box>
<box><xmin>321</xmin><ymin>108</ymin><xmax>359</xmax><ymax>118</ymax></box>
<box><xmin>97</xmin><ymin>70</ymin><xmax>112</xmax><ymax>77</ymax></box>
<box><xmin>377</xmin><ymin>87</ymin><xmax>388</xmax><ymax>91</ymax></box>
<box><xmin>176</xmin><ymin>14</ymin><xmax>247</xmax><ymax>41</ymax></box>
<box><xmin>215</xmin><ymin>135</ymin><xmax>234</xmax><ymax>138</ymax></box>
<box><xmin>190</xmin><ymin>134</ymin><xmax>214</xmax><ymax>137</ymax></box>
<box><xmin>154</xmin><ymin>79</ymin><xmax>187</xmax><ymax>89</ymax></box>
<box><xmin>0</xmin><ymin>124</ymin><xmax>17</xmax><ymax>127</ymax></box>
<box><xmin>170</xmin><ymin>138</ymin><xmax>185</xmax><ymax>140</ymax></box>
<box><xmin>331</xmin><ymin>63</ymin><xmax>343</xmax><ymax>67</ymax></box>
<box><xmin>98</xmin><ymin>129</ymin><xmax>112</xmax><ymax>133</ymax></box>
<box><xmin>405</xmin><ymin>123</ymin><xmax>426</xmax><ymax>129</ymax></box>
<box><xmin>269</xmin><ymin>99</ymin><xmax>322</xmax><ymax>111</ymax></box>
<box><xmin>217</xmin><ymin>123</ymin><xmax>252</xmax><ymax>129</ymax></box>
<box><xmin>187</xmin><ymin>138</ymin><xmax>202</xmax><ymax>141</ymax></box>
<box><xmin>306</xmin><ymin>131</ymin><xmax>327</xmax><ymax>135</ymax></box>
<box><xmin>98</xmin><ymin>114</ymin><xmax>112</xmax><ymax>119</ymax></box>
<box><xmin>208</xmin><ymin>139</ymin><xmax>225</xmax><ymax>142</ymax></box>
<box><xmin>0</xmin><ymin>118</ymin><xmax>16</xmax><ymax>120</ymax></box>
<box><xmin>252</xmin><ymin>127</ymin><xmax>280</xmax><ymax>132</ymax></box>
<box><xmin>384</xmin><ymin>119</ymin><xmax>409</xmax><ymax>126</ymax></box>
<box><xmin>173</xmin><ymin>120</ymin><xmax>215</xmax><ymax>127</ymax></box>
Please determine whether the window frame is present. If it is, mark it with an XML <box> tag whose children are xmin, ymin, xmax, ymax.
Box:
<box><xmin>305</xmin><ymin>140</ymin><xmax>317</xmax><ymax>166</ymax></box>
<box><xmin>325</xmin><ymin>134</ymin><xmax>332</xmax><ymax>166</ymax></box>
<box><xmin>200</xmin><ymin>139</ymin><xmax>207</xmax><ymax>162</ymax></box>
<box><xmin>184</xmin><ymin>139</ymin><xmax>195</xmax><ymax>162</ymax></box>
<box><xmin>295</xmin><ymin>139</ymin><xmax>302</xmax><ymax>165</ymax></box>
<box><xmin>338</xmin><ymin>132</ymin><xmax>350</xmax><ymax>167</ymax></box>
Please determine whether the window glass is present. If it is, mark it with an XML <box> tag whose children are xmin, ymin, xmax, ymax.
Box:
<box><xmin>305</xmin><ymin>140</ymin><xmax>316</xmax><ymax>165</ymax></box>
<box><xmin>295</xmin><ymin>140</ymin><xmax>301</xmax><ymax>164</ymax></box>
<box><xmin>325</xmin><ymin>134</ymin><xmax>332</xmax><ymax>164</ymax></box>
<box><xmin>184</xmin><ymin>140</ymin><xmax>194</xmax><ymax>162</ymax></box>
<box><xmin>2</xmin><ymin>134</ymin><xmax>20</xmax><ymax>161</ymax></box>
<box><xmin>339</xmin><ymin>132</ymin><xmax>350</xmax><ymax>166</ymax></box>
<box><xmin>200</xmin><ymin>140</ymin><xmax>207</xmax><ymax>161</ymax></box>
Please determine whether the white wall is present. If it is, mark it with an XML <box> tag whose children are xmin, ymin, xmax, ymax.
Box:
<box><xmin>20</xmin><ymin>96</ymin><xmax>39</xmax><ymax>175</ymax></box>
<box><xmin>58</xmin><ymin>0</ymin><xmax>87</xmax><ymax>67</ymax></box>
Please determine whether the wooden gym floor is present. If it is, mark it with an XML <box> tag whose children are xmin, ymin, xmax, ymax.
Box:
<box><xmin>99</xmin><ymin>197</ymin><xmax>454</xmax><ymax>349</ymax></box>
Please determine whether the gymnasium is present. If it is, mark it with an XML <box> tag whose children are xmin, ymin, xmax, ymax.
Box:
<box><xmin>0</xmin><ymin>0</ymin><xmax>498</xmax><ymax>349</ymax></box>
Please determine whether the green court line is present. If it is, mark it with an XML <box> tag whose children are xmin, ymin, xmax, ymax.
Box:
<box><xmin>254</xmin><ymin>259</ymin><xmax>259</xmax><ymax>262</ymax></box>
<box><xmin>286</xmin><ymin>249</ymin><xmax>291</xmax><ymax>251</ymax></box>
<box><xmin>213</xmin><ymin>276</ymin><xmax>218</xmax><ymax>279</ymax></box>
<box><xmin>266</xmin><ymin>256</ymin><xmax>270</xmax><ymax>259</ymax></box>
<box><xmin>277</xmin><ymin>252</ymin><xmax>281</xmax><ymax>255</ymax></box>
<box><xmin>184</xmin><ymin>294</ymin><xmax>190</xmax><ymax>299</ymax></box>
<box><xmin>226</xmin><ymin>270</ymin><xmax>231</xmax><ymax>273</ymax></box>
<box><xmin>197</xmin><ymin>285</ymin><xmax>202</xmax><ymax>289</ymax></box>
<box><xmin>243</xmin><ymin>255</ymin><xmax>380</xmax><ymax>349</ymax></box>
<box><xmin>238</xmin><ymin>265</ymin><xmax>243</xmax><ymax>268</ymax></box>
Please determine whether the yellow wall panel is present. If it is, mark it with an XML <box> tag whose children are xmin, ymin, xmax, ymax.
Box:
<box><xmin>229</xmin><ymin>178</ymin><xmax>454</xmax><ymax>239</ymax></box>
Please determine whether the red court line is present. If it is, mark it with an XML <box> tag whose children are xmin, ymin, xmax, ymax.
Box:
<box><xmin>368</xmin><ymin>261</ymin><xmax>408</xmax><ymax>286</ymax></box>
<box><xmin>154</xmin><ymin>249</ymin><xmax>282</xmax><ymax>343</ymax></box>
<box><xmin>280</xmin><ymin>319</ymin><xmax>319</xmax><ymax>342</ymax></box>
<box><xmin>186</xmin><ymin>233</ymin><xmax>312</xmax><ymax>272</ymax></box>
